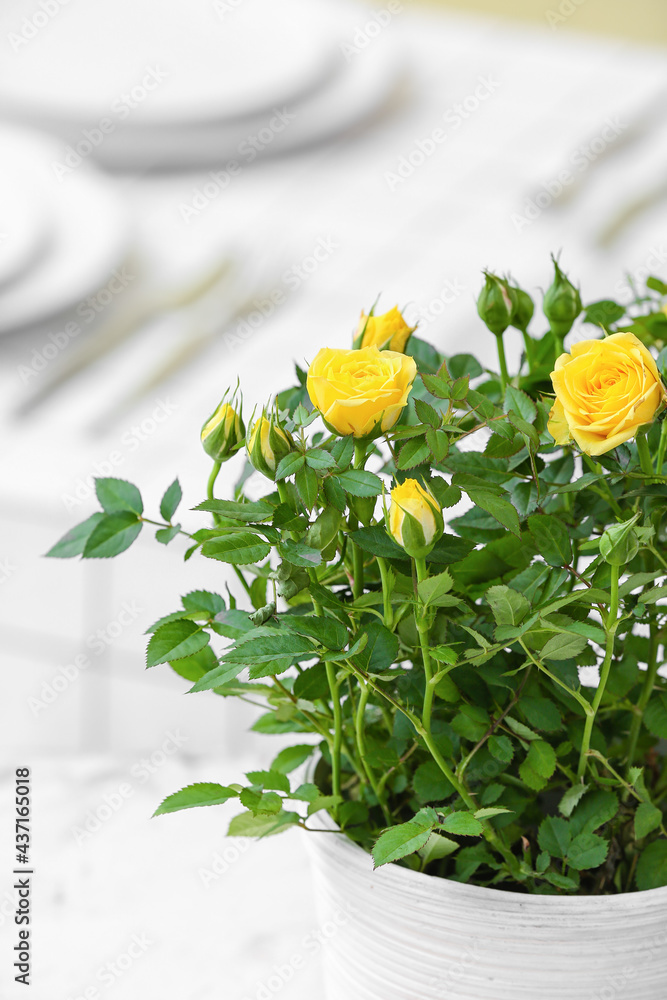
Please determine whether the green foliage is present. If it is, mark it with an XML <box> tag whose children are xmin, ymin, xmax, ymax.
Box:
<box><xmin>49</xmin><ymin>266</ymin><xmax>667</xmax><ymax>897</ymax></box>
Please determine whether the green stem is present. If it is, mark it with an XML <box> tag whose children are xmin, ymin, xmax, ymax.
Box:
<box><xmin>577</xmin><ymin>564</ymin><xmax>619</xmax><ymax>780</ymax></box>
<box><xmin>325</xmin><ymin>662</ymin><xmax>342</xmax><ymax>818</ymax></box>
<box><xmin>625</xmin><ymin>619</ymin><xmax>660</xmax><ymax>777</ymax></box>
<box><xmin>495</xmin><ymin>332</ymin><xmax>509</xmax><ymax>391</ymax></box>
<box><xmin>656</xmin><ymin>420</ymin><xmax>667</xmax><ymax>476</ymax></box>
<box><xmin>355</xmin><ymin>683</ymin><xmax>392</xmax><ymax>825</ymax></box>
<box><xmin>636</xmin><ymin>430</ymin><xmax>654</xmax><ymax>478</ymax></box>
<box><xmin>377</xmin><ymin>557</ymin><xmax>393</xmax><ymax>629</ymax></box>
<box><xmin>415</xmin><ymin>557</ymin><xmax>434</xmax><ymax>733</ymax></box>
<box><xmin>521</xmin><ymin>330</ymin><xmax>532</xmax><ymax>373</ymax></box>
<box><xmin>207</xmin><ymin>457</ymin><xmax>253</xmax><ymax>599</ymax></box>
<box><xmin>207</xmin><ymin>460</ymin><xmax>222</xmax><ymax>502</ymax></box>
<box><xmin>350</xmin><ymin>440</ymin><xmax>368</xmax><ymax>599</ymax></box>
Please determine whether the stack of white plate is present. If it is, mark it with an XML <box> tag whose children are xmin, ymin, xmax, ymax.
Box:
<box><xmin>0</xmin><ymin>0</ymin><xmax>402</xmax><ymax>170</ymax></box>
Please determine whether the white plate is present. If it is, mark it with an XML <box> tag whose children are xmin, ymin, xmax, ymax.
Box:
<box><xmin>0</xmin><ymin>170</ymin><xmax>51</xmax><ymax>289</ymax></box>
<box><xmin>0</xmin><ymin>126</ymin><xmax>129</xmax><ymax>333</ymax></box>
<box><xmin>0</xmin><ymin>0</ymin><xmax>342</xmax><ymax>126</ymax></box>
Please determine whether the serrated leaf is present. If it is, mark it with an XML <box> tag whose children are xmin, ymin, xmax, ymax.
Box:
<box><xmin>336</xmin><ymin>470</ymin><xmax>384</xmax><ymax>497</ymax></box>
<box><xmin>504</xmin><ymin>385</ymin><xmax>537</xmax><ymax>423</ymax></box>
<box><xmin>45</xmin><ymin>512</ymin><xmax>106</xmax><ymax>558</ymax></box>
<box><xmin>519</xmin><ymin>697</ymin><xmax>563</xmax><ymax>733</ymax></box>
<box><xmin>440</xmin><ymin>811</ymin><xmax>483</xmax><ymax>836</ymax></box>
<box><xmin>305</xmin><ymin>448</ymin><xmax>337</xmax><ymax>472</ymax></box>
<box><xmin>296</xmin><ymin>464</ymin><xmax>318</xmax><ymax>510</ymax></box>
<box><xmin>227</xmin><ymin>809</ymin><xmax>300</xmax><ymax>838</ymax></box>
<box><xmin>418</xmin><ymin>570</ymin><xmax>454</xmax><ymax>607</ymax></box>
<box><xmin>372</xmin><ymin>818</ymin><xmax>436</xmax><ymax>867</ymax></box>
<box><xmin>414</xmin><ymin>398</ymin><xmax>441</xmax><ymax>428</ymax></box>
<box><xmin>271</xmin><ymin>745</ymin><xmax>315</xmax><ymax>775</ymax></box>
<box><xmin>397</xmin><ymin>437</ymin><xmax>431</xmax><ymax>469</ymax></box>
<box><xmin>147</xmin><ymin>620</ymin><xmax>210</xmax><ymax>667</ymax></box>
<box><xmin>538</xmin><ymin>816</ymin><xmax>571</xmax><ymax>858</ymax></box>
<box><xmin>567</xmin><ymin>832</ymin><xmax>608</xmax><ymax>871</ymax></box>
<box><xmin>275</xmin><ymin>453</ymin><xmax>305</xmax><ymax>480</ymax></box>
<box><xmin>524</xmin><ymin>740</ymin><xmax>557</xmax><ymax>779</ymax></box>
<box><xmin>558</xmin><ymin>784</ymin><xmax>588</xmax><ymax>817</ymax></box>
<box><xmin>82</xmin><ymin>512</ymin><xmax>142</xmax><ymax>558</ymax></box>
<box><xmin>239</xmin><ymin>788</ymin><xmax>283</xmax><ymax>815</ymax></box>
<box><xmin>413</xmin><ymin>761</ymin><xmax>455</xmax><ymax>803</ymax></box>
<box><xmin>486</xmin><ymin>585</ymin><xmax>530</xmax><ymax>626</ymax></box>
<box><xmin>202</xmin><ymin>532</ymin><xmax>271</xmax><ymax>565</ymax></box>
<box><xmin>505</xmin><ymin>716</ymin><xmax>539</xmax><ymax>741</ymax></box>
<box><xmin>153</xmin><ymin>782</ymin><xmax>238</xmax><ymax>816</ymax></box>
<box><xmin>528</xmin><ymin>514</ymin><xmax>572</xmax><ymax>567</ymax></box>
<box><xmin>160</xmin><ymin>478</ymin><xmax>182</xmax><ymax>521</ymax></box>
<box><xmin>570</xmin><ymin>790</ymin><xmax>619</xmax><ymax>836</ymax></box>
<box><xmin>474</xmin><ymin>807</ymin><xmax>513</xmax><ymax>820</ymax></box>
<box><xmin>635</xmin><ymin>802</ymin><xmax>663</xmax><ymax>840</ymax></box>
<box><xmin>156</xmin><ymin>523</ymin><xmax>181</xmax><ymax>545</ymax></box>
<box><xmin>540</xmin><ymin>632</ymin><xmax>587</xmax><ymax>661</ymax></box>
<box><xmin>418</xmin><ymin>832</ymin><xmax>459</xmax><ymax>864</ymax></box>
<box><xmin>193</xmin><ymin>499</ymin><xmax>275</xmax><ymax>521</ymax></box>
<box><xmin>181</xmin><ymin>590</ymin><xmax>225</xmax><ymax>617</ymax></box>
<box><xmin>488</xmin><ymin>734</ymin><xmax>514</xmax><ymax>763</ymax></box>
<box><xmin>323</xmin><ymin>475</ymin><xmax>347</xmax><ymax>511</ymax></box>
<box><xmin>95</xmin><ymin>477</ymin><xmax>143</xmax><ymax>515</ymax></box>
<box><xmin>636</xmin><ymin>840</ymin><xmax>667</xmax><ymax>890</ymax></box>
<box><xmin>644</xmin><ymin>694</ymin><xmax>667</xmax><ymax>738</ymax></box>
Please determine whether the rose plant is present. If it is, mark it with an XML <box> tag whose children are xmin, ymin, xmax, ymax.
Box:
<box><xmin>49</xmin><ymin>258</ymin><xmax>667</xmax><ymax>895</ymax></box>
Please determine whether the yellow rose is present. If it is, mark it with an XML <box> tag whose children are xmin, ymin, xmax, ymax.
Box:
<box><xmin>307</xmin><ymin>346</ymin><xmax>417</xmax><ymax>438</ymax></box>
<box><xmin>549</xmin><ymin>332</ymin><xmax>667</xmax><ymax>456</ymax></box>
<box><xmin>356</xmin><ymin>306</ymin><xmax>415</xmax><ymax>353</ymax></box>
<box><xmin>388</xmin><ymin>478</ymin><xmax>443</xmax><ymax>558</ymax></box>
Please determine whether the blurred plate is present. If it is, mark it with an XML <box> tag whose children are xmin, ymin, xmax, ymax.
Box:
<box><xmin>0</xmin><ymin>171</ymin><xmax>51</xmax><ymax>289</ymax></box>
<box><xmin>0</xmin><ymin>125</ymin><xmax>129</xmax><ymax>334</ymax></box>
<box><xmin>0</xmin><ymin>0</ymin><xmax>342</xmax><ymax>127</ymax></box>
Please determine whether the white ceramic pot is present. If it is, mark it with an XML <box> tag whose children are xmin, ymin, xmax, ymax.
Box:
<box><xmin>306</xmin><ymin>810</ymin><xmax>667</xmax><ymax>1000</ymax></box>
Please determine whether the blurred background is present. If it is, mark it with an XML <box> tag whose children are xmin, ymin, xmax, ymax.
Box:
<box><xmin>1</xmin><ymin>0</ymin><xmax>666</xmax><ymax>995</ymax></box>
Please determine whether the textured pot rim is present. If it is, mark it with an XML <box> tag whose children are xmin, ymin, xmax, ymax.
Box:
<box><xmin>308</xmin><ymin>806</ymin><xmax>667</xmax><ymax>910</ymax></box>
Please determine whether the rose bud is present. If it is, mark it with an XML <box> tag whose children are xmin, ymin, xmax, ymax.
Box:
<box><xmin>509</xmin><ymin>285</ymin><xmax>535</xmax><ymax>334</ymax></box>
<box><xmin>388</xmin><ymin>478</ymin><xmax>443</xmax><ymax>559</ymax></box>
<box><xmin>477</xmin><ymin>272</ymin><xmax>515</xmax><ymax>336</ymax></box>
<box><xmin>354</xmin><ymin>305</ymin><xmax>415</xmax><ymax>354</ymax></box>
<box><xmin>247</xmin><ymin>409</ymin><xmax>294</xmax><ymax>480</ymax></box>
<box><xmin>201</xmin><ymin>390</ymin><xmax>245</xmax><ymax>462</ymax></box>
<box><xmin>543</xmin><ymin>258</ymin><xmax>582</xmax><ymax>338</ymax></box>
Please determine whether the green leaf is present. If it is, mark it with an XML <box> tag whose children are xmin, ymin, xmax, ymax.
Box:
<box><xmin>567</xmin><ymin>832</ymin><xmax>608</xmax><ymax>871</ymax></box>
<box><xmin>440</xmin><ymin>811</ymin><xmax>483</xmax><ymax>837</ymax></box>
<box><xmin>448</xmin><ymin>353</ymin><xmax>483</xmax><ymax>379</ymax></box>
<box><xmin>282</xmin><ymin>615</ymin><xmax>348</xmax><ymax>651</ymax></box>
<box><xmin>584</xmin><ymin>299</ymin><xmax>625</xmax><ymax>327</ymax></box>
<box><xmin>239</xmin><ymin>788</ymin><xmax>282</xmax><ymax>815</ymax></box>
<box><xmin>461</xmin><ymin>486</ymin><xmax>521</xmax><ymax>537</ymax></box>
<box><xmin>147</xmin><ymin>620</ymin><xmax>209</xmax><ymax>667</ymax></box>
<box><xmin>193</xmin><ymin>499</ymin><xmax>274</xmax><ymax>521</ymax></box>
<box><xmin>414</xmin><ymin>398</ymin><xmax>441</xmax><ymax>428</ymax></box>
<box><xmin>504</xmin><ymin>385</ymin><xmax>537</xmax><ymax>423</ymax></box>
<box><xmin>413</xmin><ymin>761</ymin><xmax>455</xmax><ymax>803</ymax></box>
<box><xmin>488</xmin><ymin>734</ymin><xmax>514</xmax><ymax>764</ymax></box>
<box><xmin>635</xmin><ymin>802</ymin><xmax>663</xmax><ymax>840</ymax></box>
<box><xmin>296</xmin><ymin>464</ymin><xmax>318</xmax><ymax>510</ymax></box>
<box><xmin>528</xmin><ymin>514</ymin><xmax>572</xmax><ymax>567</ymax></box>
<box><xmin>82</xmin><ymin>512</ymin><xmax>142</xmax><ymax>558</ymax></box>
<box><xmin>227</xmin><ymin>810</ymin><xmax>300</xmax><ymax>838</ymax></box>
<box><xmin>168</xmin><ymin>644</ymin><xmax>217</xmax><ymax>683</ymax></box>
<box><xmin>160</xmin><ymin>478</ymin><xmax>182</xmax><ymax>521</ymax></box>
<box><xmin>278</xmin><ymin>539</ymin><xmax>322</xmax><ymax>568</ymax></box>
<box><xmin>45</xmin><ymin>512</ymin><xmax>105</xmax><ymax>558</ymax></box>
<box><xmin>349</xmin><ymin>526</ymin><xmax>405</xmax><ymax>560</ymax></box>
<box><xmin>570</xmin><ymin>791</ymin><xmax>619</xmax><ymax>836</ymax></box>
<box><xmin>336</xmin><ymin>470</ymin><xmax>384</xmax><ymax>497</ymax></box>
<box><xmin>323</xmin><ymin>475</ymin><xmax>347</xmax><ymax>511</ymax></box>
<box><xmin>519</xmin><ymin>697</ymin><xmax>563</xmax><ymax>733</ymax></box>
<box><xmin>474</xmin><ymin>807</ymin><xmax>513</xmax><ymax>820</ymax></box>
<box><xmin>156</xmin><ymin>523</ymin><xmax>181</xmax><ymax>545</ymax></box>
<box><xmin>397</xmin><ymin>437</ymin><xmax>431</xmax><ymax>470</ymax></box>
<box><xmin>95</xmin><ymin>477</ymin><xmax>143</xmax><ymax>516</ymax></box>
<box><xmin>505</xmin><ymin>716</ymin><xmax>539</xmax><ymax>741</ymax></box>
<box><xmin>181</xmin><ymin>590</ymin><xmax>225</xmax><ymax>617</ymax></box>
<box><xmin>418</xmin><ymin>832</ymin><xmax>459</xmax><ymax>864</ymax></box>
<box><xmin>642</xmin><ymin>585</ymin><xmax>667</xmax><ymax>604</ymax></box>
<box><xmin>485</xmin><ymin>585</ymin><xmax>530</xmax><ymax>626</ymax></box>
<box><xmin>421</xmin><ymin>373</ymin><xmax>451</xmax><ymax>398</ymax></box>
<box><xmin>452</xmin><ymin>704</ymin><xmax>490</xmax><ymax>742</ymax></box>
<box><xmin>223</xmin><ymin>632</ymin><xmax>316</xmax><ymax>664</ymax></box>
<box><xmin>524</xmin><ymin>740</ymin><xmax>557</xmax><ymax>779</ymax></box>
<box><xmin>558</xmin><ymin>784</ymin><xmax>588</xmax><ymax>818</ymax></box>
<box><xmin>538</xmin><ymin>816</ymin><xmax>572</xmax><ymax>858</ymax></box>
<box><xmin>643</xmin><ymin>694</ymin><xmax>667</xmax><ymax>738</ymax></box>
<box><xmin>418</xmin><ymin>570</ymin><xmax>454</xmax><ymax>607</ymax></box>
<box><xmin>202</xmin><ymin>532</ymin><xmax>271</xmax><ymax>565</ymax></box>
<box><xmin>636</xmin><ymin>840</ymin><xmax>667</xmax><ymax>890</ymax></box>
<box><xmin>354</xmin><ymin>620</ymin><xmax>399</xmax><ymax>673</ymax></box>
<box><xmin>153</xmin><ymin>782</ymin><xmax>238</xmax><ymax>816</ymax></box>
<box><xmin>293</xmin><ymin>664</ymin><xmax>330</xmax><ymax>701</ymax></box>
<box><xmin>276</xmin><ymin>452</ymin><xmax>305</xmax><ymax>480</ymax></box>
<box><xmin>540</xmin><ymin>632</ymin><xmax>587</xmax><ymax>661</ymax></box>
<box><xmin>372</xmin><ymin>816</ymin><xmax>437</xmax><ymax>867</ymax></box>
<box><xmin>271</xmin><ymin>745</ymin><xmax>315</xmax><ymax>775</ymax></box>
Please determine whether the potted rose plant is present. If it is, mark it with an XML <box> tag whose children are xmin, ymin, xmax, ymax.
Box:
<box><xmin>49</xmin><ymin>259</ymin><xmax>667</xmax><ymax>998</ymax></box>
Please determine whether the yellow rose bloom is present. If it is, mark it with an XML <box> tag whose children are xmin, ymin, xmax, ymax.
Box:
<box><xmin>549</xmin><ymin>332</ymin><xmax>667</xmax><ymax>456</ymax></box>
<box><xmin>356</xmin><ymin>306</ymin><xmax>415</xmax><ymax>354</ymax></box>
<box><xmin>388</xmin><ymin>479</ymin><xmax>443</xmax><ymax>558</ymax></box>
<box><xmin>307</xmin><ymin>346</ymin><xmax>417</xmax><ymax>438</ymax></box>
